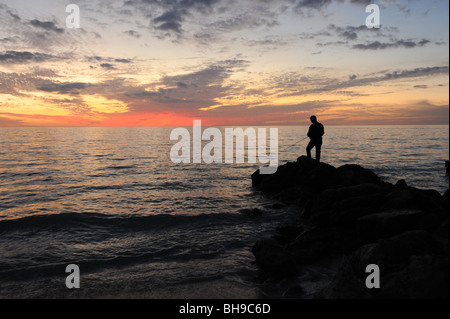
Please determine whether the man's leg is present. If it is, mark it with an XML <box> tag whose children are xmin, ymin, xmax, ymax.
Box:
<box><xmin>316</xmin><ymin>143</ymin><xmax>321</xmax><ymax>162</ymax></box>
<box><xmin>306</xmin><ymin>141</ymin><xmax>314</xmax><ymax>159</ymax></box>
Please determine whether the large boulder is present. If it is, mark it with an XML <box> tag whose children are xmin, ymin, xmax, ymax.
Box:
<box><xmin>351</xmin><ymin>230</ymin><xmax>445</xmax><ymax>274</ymax></box>
<box><xmin>287</xmin><ymin>227</ymin><xmax>361</xmax><ymax>265</ymax></box>
<box><xmin>251</xmin><ymin>161</ymin><xmax>301</xmax><ymax>193</ymax></box>
<box><xmin>381</xmin><ymin>188</ymin><xmax>446</xmax><ymax>216</ymax></box>
<box><xmin>253</xmin><ymin>157</ymin><xmax>386</xmax><ymax>199</ymax></box>
<box><xmin>252</xmin><ymin>157</ymin><xmax>338</xmax><ymax>194</ymax></box>
<box><xmin>316</xmin><ymin>230</ymin><xmax>447</xmax><ymax>299</ymax></box>
<box><xmin>356</xmin><ymin>209</ymin><xmax>439</xmax><ymax>241</ymax></box>
<box><xmin>381</xmin><ymin>255</ymin><xmax>449</xmax><ymax>299</ymax></box>
<box><xmin>314</xmin><ymin>258</ymin><xmax>373</xmax><ymax>299</ymax></box>
<box><xmin>334</xmin><ymin>164</ymin><xmax>381</xmax><ymax>187</ymax></box>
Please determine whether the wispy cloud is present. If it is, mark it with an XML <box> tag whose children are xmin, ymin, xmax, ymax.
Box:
<box><xmin>0</xmin><ymin>51</ymin><xmax>59</xmax><ymax>64</ymax></box>
<box><xmin>29</xmin><ymin>19</ymin><xmax>64</xmax><ymax>33</ymax></box>
<box><xmin>353</xmin><ymin>39</ymin><xmax>431</xmax><ymax>50</ymax></box>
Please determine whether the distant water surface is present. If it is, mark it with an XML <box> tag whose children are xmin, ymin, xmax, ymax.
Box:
<box><xmin>0</xmin><ymin>125</ymin><xmax>448</xmax><ymax>298</ymax></box>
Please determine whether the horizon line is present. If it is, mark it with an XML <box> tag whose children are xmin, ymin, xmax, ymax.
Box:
<box><xmin>1</xmin><ymin>123</ymin><xmax>449</xmax><ymax>128</ymax></box>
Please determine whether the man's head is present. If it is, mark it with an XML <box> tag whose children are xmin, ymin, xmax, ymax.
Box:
<box><xmin>310</xmin><ymin>115</ymin><xmax>317</xmax><ymax>123</ymax></box>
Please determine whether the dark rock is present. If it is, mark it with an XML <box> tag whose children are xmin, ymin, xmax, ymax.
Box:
<box><xmin>252</xmin><ymin>156</ymin><xmax>338</xmax><ymax>195</ymax></box>
<box><xmin>265</xmin><ymin>202</ymin><xmax>286</xmax><ymax>210</ymax></box>
<box><xmin>356</xmin><ymin>209</ymin><xmax>439</xmax><ymax>241</ymax></box>
<box><xmin>382</xmin><ymin>255</ymin><xmax>449</xmax><ymax>299</ymax></box>
<box><xmin>275</xmin><ymin>225</ymin><xmax>304</xmax><ymax>240</ymax></box>
<box><xmin>333</xmin><ymin>183</ymin><xmax>384</xmax><ymax>199</ymax></box>
<box><xmin>326</xmin><ymin>206</ymin><xmax>379</xmax><ymax>228</ymax></box>
<box><xmin>437</xmin><ymin>219</ymin><xmax>449</xmax><ymax>241</ymax></box>
<box><xmin>250</xmin><ymin>157</ymin><xmax>449</xmax><ymax>298</ymax></box>
<box><xmin>251</xmin><ymin>161</ymin><xmax>301</xmax><ymax>193</ymax></box>
<box><xmin>334</xmin><ymin>164</ymin><xmax>381</xmax><ymax>187</ymax></box>
<box><xmin>351</xmin><ymin>230</ymin><xmax>445</xmax><ymax>274</ymax></box>
<box><xmin>381</xmin><ymin>188</ymin><xmax>445</xmax><ymax>215</ymax></box>
<box><xmin>282</xmin><ymin>284</ymin><xmax>303</xmax><ymax>297</ymax></box>
<box><xmin>395</xmin><ymin>179</ymin><xmax>408</xmax><ymax>189</ymax></box>
<box><xmin>314</xmin><ymin>258</ymin><xmax>373</xmax><ymax>299</ymax></box>
<box><xmin>239</xmin><ymin>208</ymin><xmax>264</xmax><ymax>216</ymax></box>
<box><xmin>273</xmin><ymin>186</ymin><xmax>303</xmax><ymax>204</ymax></box>
<box><xmin>252</xmin><ymin>238</ymin><xmax>297</xmax><ymax>277</ymax></box>
<box><xmin>295</xmin><ymin>158</ymin><xmax>338</xmax><ymax>193</ymax></box>
<box><xmin>288</xmin><ymin>227</ymin><xmax>360</xmax><ymax>265</ymax></box>
<box><xmin>443</xmin><ymin>189</ymin><xmax>449</xmax><ymax>212</ymax></box>
<box><xmin>310</xmin><ymin>183</ymin><xmax>383</xmax><ymax>212</ymax></box>
<box><xmin>307</xmin><ymin>184</ymin><xmax>385</xmax><ymax>227</ymax></box>
<box><xmin>317</xmin><ymin>231</ymin><xmax>447</xmax><ymax>299</ymax></box>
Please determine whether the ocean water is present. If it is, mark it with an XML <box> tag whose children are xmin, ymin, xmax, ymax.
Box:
<box><xmin>0</xmin><ymin>126</ymin><xmax>448</xmax><ymax>298</ymax></box>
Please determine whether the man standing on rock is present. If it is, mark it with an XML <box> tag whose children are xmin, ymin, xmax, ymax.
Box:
<box><xmin>306</xmin><ymin>115</ymin><xmax>325</xmax><ymax>162</ymax></box>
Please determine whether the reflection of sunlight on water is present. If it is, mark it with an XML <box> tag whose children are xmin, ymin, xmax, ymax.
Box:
<box><xmin>0</xmin><ymin>125</ymin><xmax>448</xmax><ymax>220</ymax></box>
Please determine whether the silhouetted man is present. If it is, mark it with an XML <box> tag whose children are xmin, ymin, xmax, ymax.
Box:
<box><xmin>306</xmin><ymin>115</ymin><xmax>325</xmax><ymax>162</ymax></box>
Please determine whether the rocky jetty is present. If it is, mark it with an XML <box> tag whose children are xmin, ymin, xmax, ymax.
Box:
<box><xmin>251</xmin><ymin>156</ymin><xmax>449</xmax><ymax>299</ymax></box>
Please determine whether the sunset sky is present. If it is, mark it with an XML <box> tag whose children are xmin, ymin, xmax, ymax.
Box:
<box><xmin>0</xmin><ymin>0</ymin><xmax>448</xmax><ymax>126</ymax></box>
